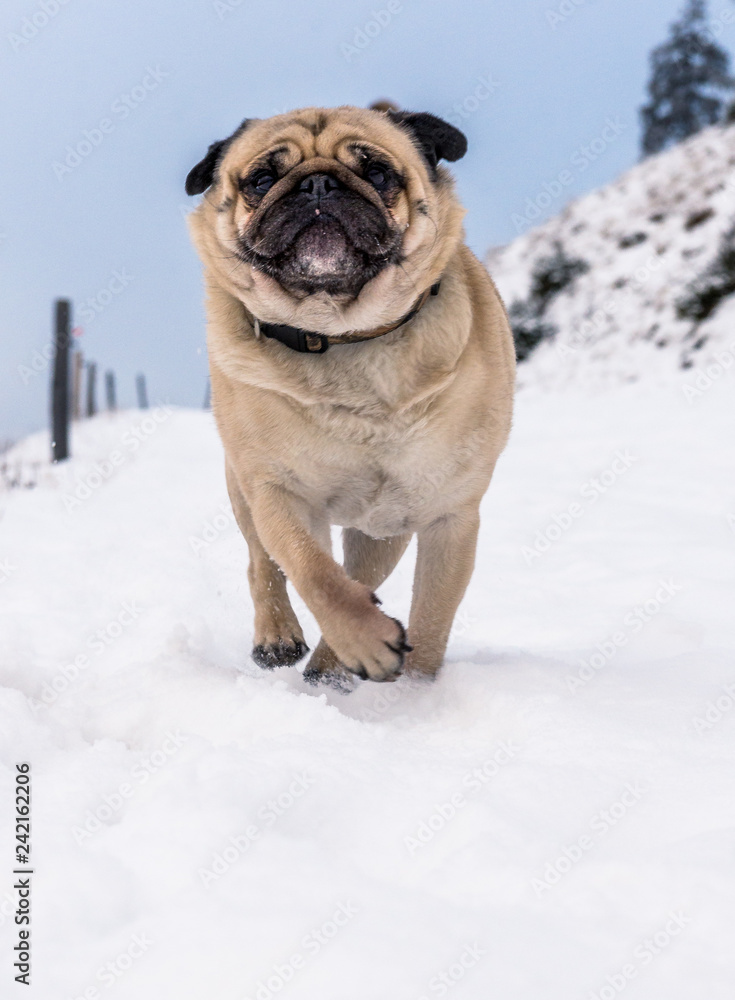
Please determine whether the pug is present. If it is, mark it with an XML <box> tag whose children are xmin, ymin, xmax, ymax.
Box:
<box><xmin>186</xmin><ymin>105</ymin><xmax>515</xmax><ymax>688</ymax></box>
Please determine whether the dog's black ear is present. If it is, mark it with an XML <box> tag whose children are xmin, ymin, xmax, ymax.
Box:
<box><xmin>185</xmin><ymin>119</ymin><xmax>254</xmax><ymax>196</ymax></box>
<box><xmin>387</xmin><ymin>111</ymin><xmax>467</xmax><ymax>179</ymax></box>
<box><xmin>185</xmin><ymin>140</ymin><xmax>228</xmax><ymax>195</ymax></box>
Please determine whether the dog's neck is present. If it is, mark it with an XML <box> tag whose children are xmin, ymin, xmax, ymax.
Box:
<box><xmin>245</xmin><ymin>281</ymin><xmax>441</xmax><ymax>354</ymax></box>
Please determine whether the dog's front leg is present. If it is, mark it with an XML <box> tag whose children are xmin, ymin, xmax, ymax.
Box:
<box><xmin>247</xmin><ymin>484</ymin><xmax>411</xmax><ymax>682</ymax></box>
<box><xmin>304</xmin><ymin>529</ymin><xmax>412</xmax><ymax>689</ymax></box>
<box><xmin>407</xmin><ymin>507</ymin><xmax>481</xmax><ymax>678</ymax></box>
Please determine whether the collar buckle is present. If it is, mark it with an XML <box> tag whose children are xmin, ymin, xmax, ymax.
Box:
<box><xmin>299</xmin><ymin>330</ymin><xmax>329</xmax><ymax>353</ymax></box>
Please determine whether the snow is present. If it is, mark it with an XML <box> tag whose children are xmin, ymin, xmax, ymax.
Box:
<box><xmin>487</xmin><ymin>122</ymin><xmax>735</xmax><ymax>389</ymax></box>
<box><xmin>1</xmin><ymin>372</ymin><xmax>734</xmax><ymax>998</ymax></box>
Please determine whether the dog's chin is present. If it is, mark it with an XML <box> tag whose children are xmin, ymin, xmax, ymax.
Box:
<box><xmin>246</xmin><ymin>217</ymin><xmax>393</xmax><ymax>299</ymax></box>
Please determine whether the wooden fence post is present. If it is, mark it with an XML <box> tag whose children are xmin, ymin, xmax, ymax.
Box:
<box><xmin>71</xmin><ymin>350</ymin><xmax>84</xmax><ymax>420</ymax></box>
<box><xmin>51</xmin><ymin>299</ymin><xmax>71</xmax><ymax>462</ymax></box>
<box><xmin>136</xmin><ymin>373</ymin><xmax>149</xmax><ymax>409</ymax></box>
<box><xmin>86</xmin><ymin>362</ymin><xmax>97</xmax><ymax>418</ymax></box>
<box><xmin>105</xmin><ymin>371</ymin><xmax>117</xmax><ymax>412</ymax></box>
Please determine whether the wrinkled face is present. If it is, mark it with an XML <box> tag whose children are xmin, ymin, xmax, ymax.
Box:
<box><xmin>236</xmin><ymin>140</ymin><xmax>405</xmax><ymax>297</ymax></box>
<box><xmin>187</xmin><ymin>107</ymin><xmax>467</xmax><ymax>306</ymax></box>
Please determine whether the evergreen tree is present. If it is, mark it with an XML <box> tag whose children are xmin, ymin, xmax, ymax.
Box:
<box><xmin>640</xmin><ymin>0</ymin><xmax>734</xmax><ymax>156</ymax></box>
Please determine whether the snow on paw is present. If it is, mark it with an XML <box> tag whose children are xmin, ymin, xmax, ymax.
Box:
<box><xmin>302</xmin><ymin>661</ymin><xmax>356</xmax><ymax>693</ymax></box>
<box><xmin>251</xmin><ymin>635</ymin><xmax>309</xmax><ymax>670</ymax></box>
<box><xmin>302</xmin><ymin>640</ymin><xmax>356</xmax><ymax>692</ymax></box>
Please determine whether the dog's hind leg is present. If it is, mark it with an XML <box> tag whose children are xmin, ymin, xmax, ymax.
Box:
<box><xmin>303</xmin><ymin>529</ymin><xmax>411</xmax><ymax>689</ymax></box>
<box><xmin>225</xmin><ymin>463</ymin><xmax>309</xmax><ymax>670</ymax></box>
<box><xmin>406</xmin><ymin>506</ymin><xmax>481</xmax><ymax>679</ymax></box>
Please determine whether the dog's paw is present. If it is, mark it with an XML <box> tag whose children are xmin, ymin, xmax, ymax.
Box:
<box><xmin>302</xmin><ymin>662</ymin><xmax>356</xmax><ymax>694</ymax></box>
<box><xmin>251</xmin><ymin>635</ymin><xmax>309</xmax><ymax>670</ymax></box>
<box><xmin>400</xmin><ymin>640</ymin><xmax>445</xmax><ymax>680</ymax></box>
<box><xmin>347</xmin><ymin>614</ymin><xmax>412</xmax><ymax>682</ymax></box>
<box><xmin>323</xmin><ymin>591</ymin><xmax>412</xmax><ymax>682</ymax></box>
<box><xmin>301</xmin><ymin>640</ymin><xmax>356</xmax><ymax>693</ymax></box>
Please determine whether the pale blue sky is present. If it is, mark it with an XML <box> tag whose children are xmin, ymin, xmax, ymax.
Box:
<box><xmin>2</xmin><ymin>0</ymin><xmax>732</xmax><ymax>439</ymax></box>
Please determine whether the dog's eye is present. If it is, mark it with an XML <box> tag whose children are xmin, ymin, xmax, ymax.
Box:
<box><xmin>249</xmin><ymin>170</ymin><xmax>276</xmax><ymax>194</ymax></box>
<box><xmin>366</xmin><ymin>165</ymin><xmax>389</xmax><ymax>190</ymax></box>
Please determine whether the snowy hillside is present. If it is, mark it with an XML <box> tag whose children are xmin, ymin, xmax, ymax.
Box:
<box><xmin>488</xmin><ymin>123</ymin><xmax>735</xmax><ymax>389</ymax></box>
<box><xmin>1</xmin><ymin>383</ymin><xmax>734</xmax><ymax>998</ymax></box>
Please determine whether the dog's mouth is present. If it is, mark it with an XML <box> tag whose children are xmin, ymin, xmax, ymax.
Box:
<box><xmin>237</xmin><ymin>172</ymin><xmax>402</xmax><ymax>298</ymax></box>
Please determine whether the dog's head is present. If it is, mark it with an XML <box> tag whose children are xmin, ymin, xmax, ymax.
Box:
<box><xmin>186</xmin><ymin>106</ymin><xmax>467</xmax><ymax>333</ymax></box>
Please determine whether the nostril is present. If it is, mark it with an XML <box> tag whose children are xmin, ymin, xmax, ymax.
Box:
<box><xmin>298</xmin><ymin>173</ymin><xmax>341</xmax><ymax>198</ymax></box>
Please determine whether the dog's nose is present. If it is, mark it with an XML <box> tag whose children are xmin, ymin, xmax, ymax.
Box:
<box><xmin>298</xmin><ymin>173</ymin><xmax>342</xmax><ymax>199</ymax></box>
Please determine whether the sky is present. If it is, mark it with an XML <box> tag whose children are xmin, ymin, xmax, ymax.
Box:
<box><xmin>2</xmin><ymin>0</ymin><xmax>733</xmax><ymax>441</ymax></box>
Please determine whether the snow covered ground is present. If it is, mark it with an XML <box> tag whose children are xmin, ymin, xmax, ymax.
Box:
<box><xmin>1</xmin><ymin>374</ymin><xmax>734</xmax><ymax>999</ymax></box>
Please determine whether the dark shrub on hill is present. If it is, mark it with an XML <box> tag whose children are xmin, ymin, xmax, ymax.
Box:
<box><xmin>676</xmin><ymin>223</ymin><xmax>735</xmax><ymax>322</ymax></box>
<box><xmin>508</xmin><ymin>243</ymin><xmax>590</xmax><ymax>362</ymax></box>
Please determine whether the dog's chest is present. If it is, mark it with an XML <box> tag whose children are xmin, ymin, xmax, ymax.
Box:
<box><xmin>287</xmin><ymin>403</ymin><xmax>477</xmax><ymax>536</ymax></box>
<box><xmin>321</xmin><ymin>464</ymin><xmax>427</xmax><ymax>535</ymax></box>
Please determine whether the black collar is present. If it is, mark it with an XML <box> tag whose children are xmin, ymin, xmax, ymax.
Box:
<box><xmin>252</xmin><ymin>281</ymin><xmax>441</xmax><ymax>354</ymax></box>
